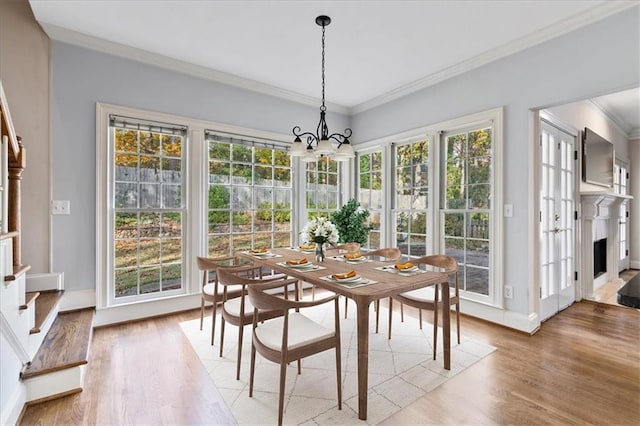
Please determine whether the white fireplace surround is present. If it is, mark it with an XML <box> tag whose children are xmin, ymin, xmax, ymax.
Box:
<box><xmin>580</xmin><ymin>192</ymin><xmax>632</xmax><ymax>300</ymax></box>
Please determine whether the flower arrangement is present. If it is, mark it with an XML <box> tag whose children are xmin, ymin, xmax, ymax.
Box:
<box><xmin>301</xmin><ymin>216</ymin><xmax>339</xmax><ymax>245</ymax></box>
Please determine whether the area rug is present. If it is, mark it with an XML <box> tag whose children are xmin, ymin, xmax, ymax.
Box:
<box><xmin>180</xmin><ymin>298</ymin><xmax>496</xmax><ymax>425</ymax></box>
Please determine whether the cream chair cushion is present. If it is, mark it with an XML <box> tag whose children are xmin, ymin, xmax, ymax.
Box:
<box><xmin>255</xmin><ymin>312</ymin><xmax>333</xmax><ymax>351</ymax></box>
<box><xmin>400</xmin><ymin>285</ymin><xmax>455</xmax><ymax>302</ymax></box>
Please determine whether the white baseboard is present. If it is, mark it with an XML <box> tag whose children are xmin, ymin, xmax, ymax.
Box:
<box><xmin>60</xmin><ymin>289</ymin><xmax>96</xmax><ymax>312</ymax></box>
<box><xmin>629</xmin><ymin>259</ymin><xmax>640</xmax><ymax>270</ymax></box>
<box><xmin>0</xmin><ymin>381</ymin><xmax>26</xmax><ymax>426</ymax></box>
<box><xmin>94</xmin><ymin>294</ymin><xmax>201</xmax><ymax>327</ymax></box>
<box><xmin>26</xmin><ymin>273</ymin><xmax>64</xmax><ymax>292</ymax></box>
<box><xmin>460</xmin><ymin>299</ymin><xmax>540</xmax><ymax>334</ymax></box>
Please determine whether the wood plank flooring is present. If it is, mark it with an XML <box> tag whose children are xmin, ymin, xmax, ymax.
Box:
<box><xmin>22</xmin><ymin>310</ymin><xmax>94</xmax><ymax>379</ymax></box>
<box><xmin>20</xmin><ymin>300</ymin><xmax>639</xmax><ymax>425</ymax></box>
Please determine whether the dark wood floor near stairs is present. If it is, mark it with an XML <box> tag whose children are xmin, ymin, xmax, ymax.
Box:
<box><xmin>20</xmin><ymin>300</ymin><xmax>639</xmax><ymax>425</ymax></box>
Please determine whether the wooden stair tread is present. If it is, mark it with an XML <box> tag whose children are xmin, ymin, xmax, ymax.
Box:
<box><xmin>31</xmin><ymin>290</ymin><xmax>63</xmax><ymax>334</ymax></box>
<box><xmin>20</xmin><ymin>291</ymin><xmax>40</xmax><ymax>310</ymax></box>
<box><xmin>22</xmin><ymin>310</ymin><xmax>94</xmax><ymax>379</ymax></box>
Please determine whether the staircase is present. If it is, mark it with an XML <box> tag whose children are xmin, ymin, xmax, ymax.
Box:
<box><xmin>1</xmin><ymin>80</ymin><xmax>93</xmax><ymax>425</ymax></box>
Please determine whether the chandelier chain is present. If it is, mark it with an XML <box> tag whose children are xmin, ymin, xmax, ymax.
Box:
<box><xmin>321</xmin><ymin>23</ymin><xmax>326</xmax><ymax>111</ymax></box>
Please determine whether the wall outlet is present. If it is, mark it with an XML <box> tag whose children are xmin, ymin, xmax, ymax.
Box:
<box><xmin>504</xmin><ymin>285</ymin><xmax>513</xmax><ymax>299</ymax></box>
<box><xmin>51</xmin><ymin>200</ymin><xmax>70</xmax><ymax>215</ymax></box>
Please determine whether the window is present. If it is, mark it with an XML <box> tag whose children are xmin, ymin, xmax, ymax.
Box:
<box><xmin>358</xmin><ymin>150</ymin><xmax>383</xmax><ymax>249</ymax></box>
<box><xmin>110</xmin><ymin>115</ymin><xmax>186</xmax><ymax>302</ymax></box>
<box><xmin>442</xmin><ymin>125</ymin><xmax>492</xmax><ymax>296</ymax></box>
<box><xmin>614</xmin><ymin>162</ymin><xmax>628</xmax><ymax>261</ymax></box>
<box><xmin>206</xmin><ymin>132</ymin><xmax>292</xmax><ymax>256</ymax></box>
<box><xmin>306</xmin><ymin>158</ymin><xmax>340</xmax><ymax>219</ymax></box>
<box><xmin>394</xmin><ymin>139</ymin><xmax>429</xmax><ymax>257</ymax></box>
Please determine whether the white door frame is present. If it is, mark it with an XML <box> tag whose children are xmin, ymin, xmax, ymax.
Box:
<box><xmin>538</xmin><ymin>112</ymin><xmax>578</xmax><ymax>321</ymax></box>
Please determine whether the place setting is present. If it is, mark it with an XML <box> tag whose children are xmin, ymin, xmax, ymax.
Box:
<box><xmin>276</xmin><ymin>257</ymin><xmax>325</xmax><ymax>272</ymax></box>
<box><xmin>244</xmin><ymin>248</ymin><xmax>282</xmax><ymax>258</ymax></box>
<box><xmin>321</xmin><ymin>270</ymin><xmax>376</xmax><ymax>288</ymax></box>
<box><xmin>331</xmin><ymin>251</ymin><xmax>372</xmax><ymax>264</ymax></box>
<box><xmin>376</xmin><ymin>261</ymin><xmax>426</xmax><ymax>276</ymax></box>
<box><xmin>290</xmin><ymin>243</ymin><xmax>317</xmax><ymax>253</ymax></box>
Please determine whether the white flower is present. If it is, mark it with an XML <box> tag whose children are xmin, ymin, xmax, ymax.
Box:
<box><xmin>300</xmin><ymin>216</ymin><xmax>339</xmax><ymax>245</ymax></box>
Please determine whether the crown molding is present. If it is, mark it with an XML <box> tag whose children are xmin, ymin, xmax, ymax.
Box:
<box><xmin>39</xmin><ymin>1</ymin><xmax>636</xmax><ymax>118</ymax></box>
<box><xmin>350</xmin><ymin>1</ymin><xmax>639</xmax><ymax>114</ymax></box>
<box><xmin>41</xmin><ymin>23</ymin><xmax>350</xmax><ymax>115</ymax></box>
<box><xmin>589</xmin><ymin>98</ymin><xmax>634</xmax><ymax>137</ymax></box>
<box><xmin>628</xmin><ymin>128</ymin><xmax>640</xmax><ymax>140</ymax></box>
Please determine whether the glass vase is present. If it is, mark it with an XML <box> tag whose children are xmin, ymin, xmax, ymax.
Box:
<box><xmin>315</xmin><ymin>241</ymin><xmax>326</xmax><ymax>262</ymax></box>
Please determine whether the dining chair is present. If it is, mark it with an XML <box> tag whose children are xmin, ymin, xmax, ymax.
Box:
<box><xmin>216</xmin><ymin>267</ymin><xmax>298</xmax><ymax>380</ymax></box>
<box><xmin>388</xmin><ymin>254</ymin><xmax>460</xmax><ymax>360</ymax></box>
<box><xmin>197</xmin><ymin>255</ymin><xmax>257</xmax><ymax>345</ymax></box>
<box><xmin>247</xmin><ymin>279</ymin><xmax>342</xmax><ymax>426</ymax></box>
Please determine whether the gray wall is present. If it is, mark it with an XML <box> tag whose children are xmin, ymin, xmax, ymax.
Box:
<box><xmin>0</xmin><ymin>0</ymin><xmax>51</xmax><ymax>273</ymax></box>
<box><xmin>351</xmin><ymin>7</ymin><xmax>640</xmax><ymax>315</ymax></box>
<box><xmin>51</xmin><ymin>42</ymin><xmax>349</xmax><ymax>291</ymax></box>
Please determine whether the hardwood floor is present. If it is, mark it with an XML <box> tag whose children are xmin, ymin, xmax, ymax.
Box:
<box><xmin>20</xmin><ymin>299</ymin><xmax>640</xmax><ymax>425</ymax></box>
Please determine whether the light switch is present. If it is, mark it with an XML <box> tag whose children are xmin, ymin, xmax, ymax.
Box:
<box><xmin>504</xmin><ymin>204</ymin><xmax>513</xmax><ymax>218</ymax></box>
<box><xmin>51</xmin><ymin>200</ymin><xmax>70</xmax><ymax>215</ymax></box>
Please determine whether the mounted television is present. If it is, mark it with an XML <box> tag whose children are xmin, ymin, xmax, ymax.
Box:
<box><xmin>582</xmin><ymin>127</ymin><xmax>614</xmax><ymax>188</ymax></box>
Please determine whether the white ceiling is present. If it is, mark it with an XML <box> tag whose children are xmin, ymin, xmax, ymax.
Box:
<box><xmin>29</xmin><ymin>0</ymin><xmax>638</xmax><ymax>119</ymax></box>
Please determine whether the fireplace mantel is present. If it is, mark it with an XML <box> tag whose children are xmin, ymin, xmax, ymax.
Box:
<box><xmin>580</xmin><ymin>192</ymin><xmax>632</xmax><ymax>219</ymax></box>
<box><xmin>579</xmin><ymin>192</ymin><xmax>633</xmax><ymax>300</ymax></box>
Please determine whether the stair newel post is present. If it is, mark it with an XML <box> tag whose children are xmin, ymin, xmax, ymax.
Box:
<box><xmin>8</xmin><ymin>136</ymin><xmax>25</xmax><ymax>267</ymax></box>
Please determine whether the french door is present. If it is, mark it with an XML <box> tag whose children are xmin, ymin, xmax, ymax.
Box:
<box><xmin>539</xmin><ymin>119</ymin><xmax>576</xmax><ymax>321</ymax></box>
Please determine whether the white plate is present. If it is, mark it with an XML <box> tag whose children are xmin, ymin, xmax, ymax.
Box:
<box><xmin>395</xmin><ymin>266</ymin><xmax>418</xmax><ymax>272</ymax></box>
<box><xmin>251</xmin><ymin>251</ymin><xmax>273</xmax><ymax>257</ymax></box>
<box><xmin>344</xmin><ymin>256</ymin><xmax>367</xmax><ymax>262</ymax></box>
<box><xmin>287</xmin><ymin>262</ymin><xmax>316</xmax><ymax>269</ymax></box>
<box><xmin>331</xmin><ymin>274</ymin><xmax>362</xmax><ymax>283</ymax></box>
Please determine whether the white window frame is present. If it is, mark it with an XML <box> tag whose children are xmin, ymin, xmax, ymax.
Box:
<box><xmin>96</xmin><ymin>103</ymin><xmax>291</xmax><ymax>310</ymax></box>
<box><xmin>354</xmin><ymin>107</ymin><xmax>504</xmax><ymax>307</ymax></box>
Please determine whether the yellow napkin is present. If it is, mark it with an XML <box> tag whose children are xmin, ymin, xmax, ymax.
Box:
<box><xmin>394</xmin><ymin>262</ymin><xmax>414</xmax><ymax>270</ymax></box>
<box><xmin>251</xmin><ymin>248</ymin><xmax>268</xmax><ymax>254</ymax></box>
<box><xmin>299</xmin><ymin>244</ymin><xmax>316</xmax><ymax>250</ymax></box>
<box><xmin>344</xmin><ymin>252</ymin><xmax>362</xmax><ymax>260</ymax></box>
<box><xmin>332</xmin><ymin>270</ymin><xmax>357</xmax><ymax>280</ymax></box>
<box><xmin>287</xmin><ymin>258</ymin><xmax>308</xmax><ymax>265</ymax></box>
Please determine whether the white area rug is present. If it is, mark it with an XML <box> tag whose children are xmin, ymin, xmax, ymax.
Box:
<box><xmin>180</xmin><ymin>299</ymin><xmax>496</xmax><ymax>425</ymax></box>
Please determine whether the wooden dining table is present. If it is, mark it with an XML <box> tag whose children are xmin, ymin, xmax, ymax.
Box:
<box><xmin>238</xmin><ymin>247</ymin><xmax>451</xmax><ymax>421</ymax></box>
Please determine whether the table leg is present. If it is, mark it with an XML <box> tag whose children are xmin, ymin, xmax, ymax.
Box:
<box><xmin>356</xmin><ymin>298</ymin><xmax>370</xmax><ymax>420</ymax></box>
<box><xmin>441</xmin><ymin>281</ymin><xmax>451</xmax><ymax>370</ymax></box>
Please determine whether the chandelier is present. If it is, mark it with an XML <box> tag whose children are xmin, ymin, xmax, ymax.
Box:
<box><xmin>290</xmin><ymin>15</ymin><xmax>354</xmax><ymax>162</ymax></box>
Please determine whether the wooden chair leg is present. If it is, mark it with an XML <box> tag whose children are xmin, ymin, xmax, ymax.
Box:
<box><xmin>236</xmin><ymin>323</ymin><xmax>244</xmax><ymax>380</ymax></box>
<box><xmin>249</xmin><ymin>342</ymin><xmax>257</xmax><ymax>397</ymax></box>
<box><xmin>297</xmin><ymin>359</ymin><xmax>302</xmax><ymax>374</ymax></box>
<box><xmin>344</xmin><ymin>296</ymin><xmax>348</xmax><ymax>319</ymax></box>
<box><xmin>419</xmin><ymin>308</ymin><xmax>422</xmax><ymax>330</ymax></box>
<box><xmin>433</xmin><ymin>286</ymin><xmax>439</xmax><ymax>360</ymax></box>
<box><xmin>375</xmin><ymin>300</ymin><xmax>380</xmax><ymax>333</ymax></box>
<box><xmin>456</xmin><ymin>302</ymin><xmax>461</xmax><ymax>344</ymax></box>
<box><xmin>388</xmin><ymin>298</ymin><xmax>393</xmax><ymax>340</ymax></box>
<box><xmin>210</xmin><ymin>302</ymin><xmax>217</xmax><ymax>346</ymax></box>
<box><xmin>278</xmin><ymin>361</ymin><xmax>287</xmax><ymax>426</ymax></box>
<box><xmin>219</xmin><ymin>317</ymin><xmax>226</xmax><ymax>357</ymax></box>
<box><xmin>432</xmin><ymin>306</ymin><xmax>438</xmax><ymax>360</ymax></box>
<box><xmin>401</xmin><ymin>302</ymin><xmax>404</xmax><ymax>322</ymax></box>
<box><xmin>200</xmin><ymin>298</ymin><xmax>205</xmax><ymax>330</ymax></box>
<box><xmin>335</xmin><ymin>346</ymin><xmax>342</xmax><ymax>410</ymax></box>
